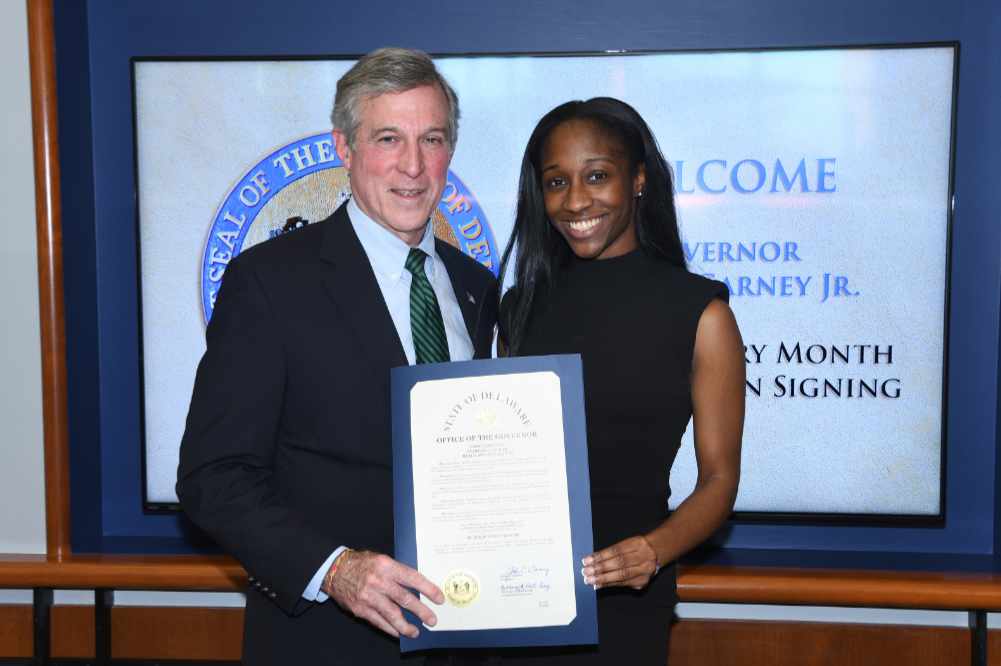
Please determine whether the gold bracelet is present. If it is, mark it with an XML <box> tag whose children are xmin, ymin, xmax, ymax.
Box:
<box><xmin>323</xmin><ymin>548</ymin><xmax>352</xmax><ymax>593</ymax></box>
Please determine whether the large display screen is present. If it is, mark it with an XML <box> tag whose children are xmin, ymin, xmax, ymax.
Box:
<box><xmin>135</xmin><ymin>46</ymin><xmax>955</xmax><ymax>516</ymax></box>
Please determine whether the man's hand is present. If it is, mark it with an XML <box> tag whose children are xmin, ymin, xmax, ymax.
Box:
<box><xmin>581</xmin><ymin>535</ymin><xmax>659</xmax><ymax>590</ymax></box>
<box><xmin>323</xmin><ymin>549</ymin><xmax>445</xmax><ymax>638</ymax></box>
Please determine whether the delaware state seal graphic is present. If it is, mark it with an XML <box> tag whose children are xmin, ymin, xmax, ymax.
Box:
<box><xmin>201</xmin><ymin>133</ymin><xmax>499</xmax><ymax>322</ymax></box>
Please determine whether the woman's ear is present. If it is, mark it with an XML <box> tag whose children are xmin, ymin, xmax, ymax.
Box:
<box><xmin>634</xmin><ymin>164</ymin><xmax>647</xmax><ymax>198</ymax></box>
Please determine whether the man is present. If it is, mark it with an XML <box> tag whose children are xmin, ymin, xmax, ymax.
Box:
<box><xmin>177</xmin><ymin>48</ymin><xmax>498</xmax><ymax>665</ymax></box>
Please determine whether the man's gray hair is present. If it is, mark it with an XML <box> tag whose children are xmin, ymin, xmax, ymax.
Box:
<box><xmin>331</xmin><ymin>48</ymin><xmax>460</xmax><ymax>150</ymax></box>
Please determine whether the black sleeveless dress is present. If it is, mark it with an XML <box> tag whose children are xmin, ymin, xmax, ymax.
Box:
<box><xmin>501</xmin><ymin>249</ymin><xmax>727</xmax><ymax>664</ymax></box>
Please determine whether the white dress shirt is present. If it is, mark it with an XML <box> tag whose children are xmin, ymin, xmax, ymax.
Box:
<box><xmin>302</xmin><ymin>199</ymin><xmax>474</xmax><ymax>602</ymax></box>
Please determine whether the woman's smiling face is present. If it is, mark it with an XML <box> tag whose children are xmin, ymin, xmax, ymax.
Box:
<box><xmin>540</xmin><ymin>119</ymin><xmax>646</xmax><ymax>260</ymax></box>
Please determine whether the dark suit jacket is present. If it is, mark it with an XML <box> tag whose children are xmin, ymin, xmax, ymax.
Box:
<box><xmin>177</xmin><ymin>203</ymin><xmax>498</xmax><ymax>665</ymax></box>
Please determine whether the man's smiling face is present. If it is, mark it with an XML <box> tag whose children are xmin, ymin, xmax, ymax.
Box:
<box><xmin>333</xmin><ymin>84</ymin><xmax>453</xmax><ymax>246</ymax></box>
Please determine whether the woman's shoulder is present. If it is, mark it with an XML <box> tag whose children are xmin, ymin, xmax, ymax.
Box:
<box><xmin>641</xmin><ymin>257</ymin><xmax>729</xmax><ymax>307</ymax></box>
<box><xmin>681</xmin><ymin>269</ymin><xmax>730</xmax><ymax>306</ymax></box>
<box><xmin>641</xmin><ymin>261</ymin><xmax>734</xmax><ymax>348</ymax></box>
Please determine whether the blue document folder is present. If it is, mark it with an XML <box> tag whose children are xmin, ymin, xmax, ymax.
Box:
<box><xmin>391</xmin><ymin>354</ymin><xmax>597</xmax><ymax>652</ymax></box>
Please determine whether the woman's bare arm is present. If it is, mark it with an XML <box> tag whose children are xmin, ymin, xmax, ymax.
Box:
<box><xmin>583</xmin><ymin>299</ymin><xmax>744</xmax><ymax>589</ymax></box>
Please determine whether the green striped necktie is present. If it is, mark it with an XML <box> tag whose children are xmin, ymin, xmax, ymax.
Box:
<box><xmin>405</xmin><ymin>248</ymin><xmax>450</xmax><ymax>364</ymax></box>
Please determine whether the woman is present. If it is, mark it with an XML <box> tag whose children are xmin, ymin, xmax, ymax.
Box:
<box><xmin>499</xmin><ymin>98</ymin><xmax>744</xmax><ymax>663</ymax></box>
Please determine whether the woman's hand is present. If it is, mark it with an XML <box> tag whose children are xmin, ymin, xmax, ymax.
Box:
<box><xmin>581</xmin><ymin>535</ymin><xmax>659</xmax><ymax>590</ymax></box>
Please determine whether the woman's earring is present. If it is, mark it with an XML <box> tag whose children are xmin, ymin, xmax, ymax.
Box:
<box><xmin>635</xmin><ymin>190</ymin><xmax>644</xmax><ymax>198</ymax></box>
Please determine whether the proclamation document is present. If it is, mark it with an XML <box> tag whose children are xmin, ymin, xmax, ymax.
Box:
<box><xmin>392</xmin><ymin>355</ymin><xmax>597</xmax><ymax>651</ymax></box>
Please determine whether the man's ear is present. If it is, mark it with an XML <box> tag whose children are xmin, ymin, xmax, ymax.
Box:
<box><xmin>332</xmin><ymin>130</ymin><xmax>352</xmax><ymax>170</ymax></box>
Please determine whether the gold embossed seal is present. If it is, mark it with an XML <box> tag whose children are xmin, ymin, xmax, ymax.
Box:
<box><xmin>442</xmin><ymin>571</ymin><xmax>480</xmax><ymax>608</ymax></box>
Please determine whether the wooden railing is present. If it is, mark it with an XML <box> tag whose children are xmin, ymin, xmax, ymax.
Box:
<box><xmin>0</xmin><ymin>554</ymin><xmax>998</xmax><ymax>664</ymax></box>
<box><xmin>679</xmin><ymin>565</ymin><xmax>1001</xmax><ymax>610</ymax></box>
<box><xmin>2</xmin><ymin>554</ymin><xmax>1001</xmax><ymax>610</ymax></box>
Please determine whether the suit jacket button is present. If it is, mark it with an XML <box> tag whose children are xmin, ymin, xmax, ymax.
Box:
<box><xmin>269</xmin><ymin>592</ymin><xmax>277</xmax><ymax>599</ymax></box>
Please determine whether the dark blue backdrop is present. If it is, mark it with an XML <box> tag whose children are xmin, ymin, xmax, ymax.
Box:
<box><xmin>55</xmin><ymin>0</ymin><xmax>1001</xmax><ymax>565</ymax></box>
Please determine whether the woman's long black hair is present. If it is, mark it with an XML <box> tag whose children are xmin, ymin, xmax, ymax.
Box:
<box><xmin>499</xmin><ymin>97</ymin><xmax>687</xmax><ymax>354</ymax></box>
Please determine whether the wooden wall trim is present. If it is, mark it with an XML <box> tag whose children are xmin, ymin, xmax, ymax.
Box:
<box><xmin>51</xmin><ymin>606</ymin><xmax>244</xmax><ymax>661</ymax></box>
<box><xmin>668</xmin><ymin>618</ymin><xmax>975</xmax><ymax>666</ymax></box>
<box><xmin>26</xmin><ymin>0</ymin><xmax>71</xmax><ymax>559</ymax></box>
<box><xmin>0</xmin><ymin>605</ymin><xmax>32</xmax><ymax>658</ymax></box>
<box><xmin>2</xmin><ymin>605</ymin><xmax>996</xmax><ymax>664</ymax></box>
<box><xmin>0</xmin><ymin>555</ymin><xmax>245</xmax><ymax>591</ymax></box>
<box><xmin>3</xmin><ymin>556</ymin><xmax>1001</xmax><ymax>611</ymax></box>
<box><xmin>681</xmin><ymin>565</ymin><xmax>1001</xmax><ymax>611</ymax></box>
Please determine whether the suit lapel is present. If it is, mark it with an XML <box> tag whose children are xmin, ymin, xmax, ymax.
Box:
<box><xmin>436</xmin><ymin>238</ymin><xmax>482</xmax><ymax>348</ymax></box>
<box><xmin>318</xmin><ymin>205</ymin><xmax>408</xmax><ymax>368</ymax></box>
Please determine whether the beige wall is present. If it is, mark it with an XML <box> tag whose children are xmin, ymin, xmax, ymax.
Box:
<box><xmin>0</xmin><ymin>0</ymin><xmax>46</xmax><ymax>555</ymax></box>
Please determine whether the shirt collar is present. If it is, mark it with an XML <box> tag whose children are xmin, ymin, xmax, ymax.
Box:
<box><xmin>347</xmin><ymin>198</ymin><xmax>438</xmax><ymax>282</ymax></box>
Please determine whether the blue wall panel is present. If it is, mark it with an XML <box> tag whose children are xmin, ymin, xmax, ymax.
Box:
<box><xmin>60</xmin><ymin>0</ymin><xmax>1000</xmax><ymax>559</ymax></box>
<box><xmin>54</xmin><ymin>0</ymin><xmax>103</xmax><ymax>553</ymax></box>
